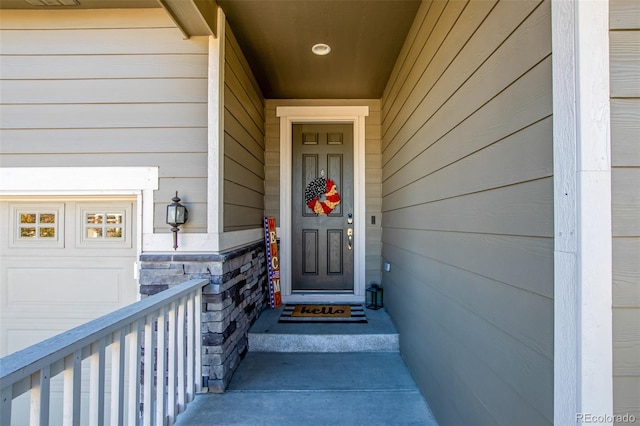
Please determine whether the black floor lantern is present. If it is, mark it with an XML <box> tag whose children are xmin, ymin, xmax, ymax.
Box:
<box><xmin>366</xmin><ymin>283</ymin><xmax>383</xmax><ymax>310</ymax></box>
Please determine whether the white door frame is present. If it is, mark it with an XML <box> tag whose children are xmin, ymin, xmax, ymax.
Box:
<box><xmin>276</xmin><ymin>106</ymin><xmax>369</xmax><ymax>303</ymax></box>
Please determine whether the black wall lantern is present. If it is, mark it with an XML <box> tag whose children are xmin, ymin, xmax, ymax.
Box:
<box><xmin>366</xmin><ymin>283</ymin><xmax>383</xmax><ymax>310</ymax></box>
<box><xmin>166</xmin><ymin>191</ymin><xmax>188</xmax><ymax>250</ymax></box>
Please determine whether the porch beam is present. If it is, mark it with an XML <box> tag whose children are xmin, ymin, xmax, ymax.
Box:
<box><xmin>158</xmin><ymin>0</ymin><xmax>218</xmax><ymax>39</ymax></box>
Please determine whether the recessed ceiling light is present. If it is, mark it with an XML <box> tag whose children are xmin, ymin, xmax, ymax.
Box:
<box><xmin>312</xmin><ymin>43</ymin><xmax>331</xmax><ymax>56</ymax></box>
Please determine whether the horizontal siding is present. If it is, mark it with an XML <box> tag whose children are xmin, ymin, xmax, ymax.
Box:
<box><xmin>610</xmin><ymin>31</ymin><xmax>640</xmax><ymax>98</ymax></box>
<box><xmin>610</xmin><ymin>0</ymin><xmax>640</xmax><ymax>422</ymax></box>
<box><xmin>612</xmin><ymin>100</ymin><xmax>640</xmax><ymax>166</ymax></box>
<box><xmin>613</xmin><ymin>238</ymin><xmax>640</xmax><ymax>308</ymax></box>
<box><xmin>613</xmin><ymin>168</ymin><xmax>640</xmax><ymax>236</ymax></box>
<box><xmin>0</xmin><ymin>104</ymin><xmax>206</xmax><ymax>129</ymax></box>
<box><xmin>0</xmin><ymin>79</ymin><xmax>207</xmax><ymax>104</ymax></box>
<box><xmin>381</xmin><ymin>1</ymin><xmax>553</xmax><ymax>425</ymax></box>
<box><xmin>0</xmin><ymin>28</ymin><xmax>206</xmax><ymax>55</ymax></box>
<box><xmin>0</xmin><ymin>9</ymin><xmax>174</xmax><ymax>29</ymax></box>
<box><xmin>264</xmin><ymin>98</ymin><xmax>384</xmax><ymax>287</ymax></box>
<box><xmin>1</xmin><ymin>55</ymin><xmax>208</xmax><ymax>80</ymax></box>
<box><xmin>383</xmin><ymin>246</ymin><xmax>553</xmax><ymax>420</ymax></box>
<box><xmin>0</xmin><ymin>128</ymin><xmax>208</xmax><ymax>154</ymax></box>
<box><xmin>0</xmin><ymin>153</ymin><xmax>206</xmax><ymax>178</ymax></box>
<box><xmin>610</xmin><ymin>0</ymin><xmax>640</xmax><ymax>30</ymax></box>
<box><xmin>0</xmin><ymin>9</ymin><xmax>209</xmax><ymax>233</ymax></box>
<box><xmin>223</xmin><ymin>23</ymin><xmax>265</xmax><ymax>232</ymax></box>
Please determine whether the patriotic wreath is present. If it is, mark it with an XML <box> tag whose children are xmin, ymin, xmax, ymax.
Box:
<box><xmin>304</xmin><ymin>177</ymin><xmax>341</xmax><ymax>215</ymax></box>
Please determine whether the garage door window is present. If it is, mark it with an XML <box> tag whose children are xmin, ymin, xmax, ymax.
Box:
<box><xmin>85</xmin><ymin>212</ymin><xmax>125</xmax><ymax>239</ymax></box>
<box><xmin>77</xmin><ymin>204</ymin><xmax>131</xmax><ymax>248</ymax></box>
<box><xmin>11</xmin><ymin>204</ymin><xmax>64</xmax><ymax>248</ymax></box>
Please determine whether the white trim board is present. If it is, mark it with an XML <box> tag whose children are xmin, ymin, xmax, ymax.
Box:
<box><xmin>0</xmin><ymin>167</ymin><xmax>158</xmax><ymax>193</ymax></box>
<box><xmin>552</xmin><ymin>0</ymin><xmax>613</xmax><ymax>424</ymax></box>
<box><xmin>142</xmin><ymin>228</ymin><xmax>264</xmax><ymax>253</ymax></box>
<box><xmin>276</xmin><ymin>106</ymin><xmax>369</xmax><ymax>304</ymax></box>
<box><xmin>207</xmin><ymin>8</ymin><xmax>225</xmax><ymax>236</ymax></box>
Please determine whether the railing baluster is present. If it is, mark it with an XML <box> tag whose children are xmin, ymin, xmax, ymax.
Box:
<box><xmin>110</xmin><ymin>330</ymin><xmax>126</xmax><ymax>426</ymax></box>
<box><xmin>186</xmin><ymin>292</ymin><xmax>195</xmax><ymax>403</ymax></box>
<box><xmin>30</xmin><ymin>366</ymin><xmax>51</xmax><ymax>426</ymax></box>
<box><xmin>127</xmin><ymin>320</ymin><xmax>142</xmax><ymax>426</ymax></box>
<box><xmin>0</xmin><ymin>279</ymin><xmax>207</xmax><ymax>426</ymax></box>
<box><xmin>176</xmin><ymin>297</ymin><xmax>186</xmax><ymax>413</ymax></box>
<box><xmin>89</xmin><ymin>338</ymin><xmax>106</xmax><ymax>426</ymax></box>
<box><xmin>166</xmin><ymin>301</ymin><xmax>177</xmax><ymax>424</ymax></box>
<box><xmin>1</xmin><ymin>386</ymin><xmax>11</xmax><ymax>425</ymax></box>
<box><xmin>143</xmin><ymin>314</ymin><xmax>157</xmax><ymax>426</ymax></box>
<box><xmin>194</xmin><ymin>289</ymin><xmax>202</xmax><ymax>394</ymax></box>
<box><xmin>155</xmin><ymin>306</ymin><xmax>167</xmax><ymax>426</ymax></box>
<box><xmin>63</xmin><ymin>351</ymin><xmax>82</xmax><ymax>426</ymax></box>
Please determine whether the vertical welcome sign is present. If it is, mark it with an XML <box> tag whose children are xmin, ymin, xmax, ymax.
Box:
<box><xmin>264</xmin><ymin>217</ymin><xmax>282</xmax><ymax>309</ymax></box>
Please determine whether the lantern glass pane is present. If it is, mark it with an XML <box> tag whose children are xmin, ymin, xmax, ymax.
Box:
<box><xmin>167</xmin><ymin>206</ymin><xmax>177</xmax><ymax>224</ymax></box>
<box><xmin>175</xmin><ymin>206</ymin><xmax>186</xmax><ymax>224</ymax></box>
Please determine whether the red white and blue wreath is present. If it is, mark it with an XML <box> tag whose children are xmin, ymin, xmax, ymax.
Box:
<box><xmin>304</xmin><ymin>177</ymin><xmax>341</xmax><ymax>215</ymax></box>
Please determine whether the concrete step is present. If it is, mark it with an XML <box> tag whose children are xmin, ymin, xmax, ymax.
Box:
<box><xmin>175</xmin><ymin>352</ymin><xmax>439</xmax><ymax>426</ymax></box>
<box><xmin>247</xmin><ymin>305</ymin><xmax>400</xmax><ymax>352</ymax></box>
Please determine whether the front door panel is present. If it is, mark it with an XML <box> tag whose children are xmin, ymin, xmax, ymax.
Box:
<box><xmin>292</xmin><ymin>123</ymin><xmax>354</xmax><ymax>291</ymax></box>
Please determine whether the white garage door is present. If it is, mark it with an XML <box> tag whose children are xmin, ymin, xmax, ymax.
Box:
<box><xmin>0</xmin><ymin>198</ymin><xmax>139</xmax><ymax>357</ymax></box>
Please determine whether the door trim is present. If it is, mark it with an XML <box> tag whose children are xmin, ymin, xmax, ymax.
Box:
<box><xmin>277</xmin><ymin>106</ymin><xmax>369</xmax><ymax>303</ymax></box>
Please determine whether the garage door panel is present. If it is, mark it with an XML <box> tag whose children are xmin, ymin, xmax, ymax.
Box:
<box><xmin>4</xmin><ymin>327</ymin><xmax>74</xmax><ymax>355</ymax></box>
<box><xmin>5</xmin><ymin>263</ymin><xmax>131</xmax><ymax>306</ymax></box>
<box><xmin>2</xmin><ymin>319</ymin><xmax>96</xmax><ymax>356</ymax></box>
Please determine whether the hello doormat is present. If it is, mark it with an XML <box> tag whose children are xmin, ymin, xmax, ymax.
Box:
<box><xmin>278</xmin><ymin>304</ymin><xmax>367</xmax><ymax>323</ymax></box>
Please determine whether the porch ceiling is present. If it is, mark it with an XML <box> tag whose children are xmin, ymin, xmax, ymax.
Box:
<box><xmin>216</xmin><ymin>0</ymin><xmax>421</xmax><ymax>99</ymax></box>
<box><xmin>1</xmin><ymin>0</ymin><xmax>421</xmax><ymax>99</ymax></box>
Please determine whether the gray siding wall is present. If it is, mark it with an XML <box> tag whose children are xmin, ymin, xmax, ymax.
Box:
<box><xmin>610</xmin><ymin>0</ymin><xmax>640</xmax><ymax>421</ymax></box>
<box><xmin>264</xmin><ymin>99</ymin><xmax>383</xmax><ymax>287</ymax></box>
<box><xmin>380</xmin><ymin>1</ymin><xmax>553</xmax><ymax>424</ymax></box>
<box><xmin>0</xmin><ymin>9</ymin><xmax>209</xmax><ymax>233</ymax></box>
<box><xmin>223</xmin><ymin>24</ymin><xmax>266</xmax><ymax>232</ymax></box>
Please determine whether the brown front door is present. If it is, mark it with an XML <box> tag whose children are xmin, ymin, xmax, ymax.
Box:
<box><xmin>292</xmin><ymin>123</ymin><xmax>354</xmax><ymax>291</ymax></box>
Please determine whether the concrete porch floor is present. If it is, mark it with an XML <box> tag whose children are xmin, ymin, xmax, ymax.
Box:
<box><xmin>174</xmin><ymin>306</ymin><xmax>438</xmax><ymax>425</ymax></box>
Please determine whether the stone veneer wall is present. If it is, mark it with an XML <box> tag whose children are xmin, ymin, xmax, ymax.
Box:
<box><xmin>138</xmin><ymin>241</ymin><xmax>268</xmax><ymax>393</ymax></box>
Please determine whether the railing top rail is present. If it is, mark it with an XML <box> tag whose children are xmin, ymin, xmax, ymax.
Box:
<box><xmin>0</xmin><ymin>278</ymin><xmax>208</xmax><ymax>388</ymax></box>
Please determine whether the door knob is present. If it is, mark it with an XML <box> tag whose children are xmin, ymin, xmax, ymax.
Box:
<box><xmin>347</xmin><ymin>228</ymin><xmax>353</xmax><ymax>250</ymax></box>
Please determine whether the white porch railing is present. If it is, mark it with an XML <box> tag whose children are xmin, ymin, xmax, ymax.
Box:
<box><xmin>0</xmin><ymin>278</ymin><xmax>208</xmax><ymax>426</ymax></box>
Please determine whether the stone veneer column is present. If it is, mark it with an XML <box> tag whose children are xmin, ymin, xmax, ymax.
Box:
<box><xmin>138</xmin><ymin>241</ymin><xmax>268</xmax><ymax>393</ymax></box>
